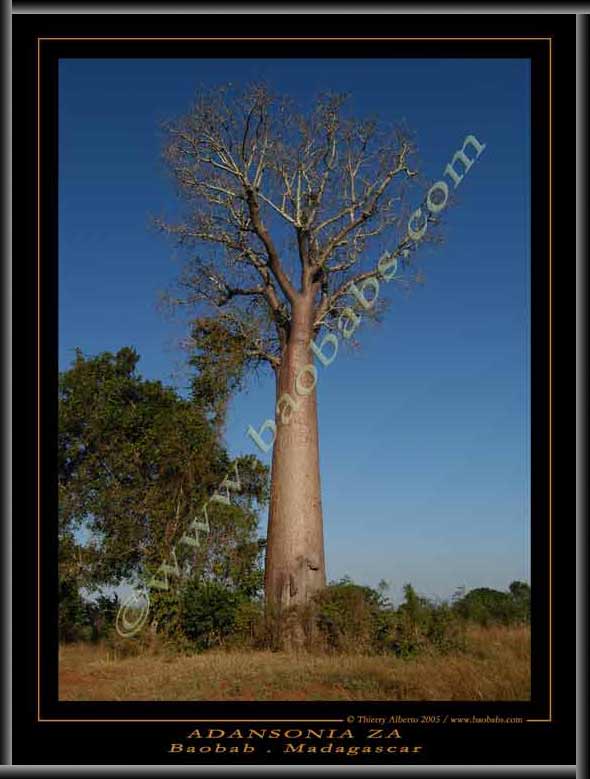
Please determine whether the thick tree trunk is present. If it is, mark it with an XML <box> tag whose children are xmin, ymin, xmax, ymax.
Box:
<box><xmin>264</xmin><ymin>299</ymin><xmax>326</xmax><ymax>621</ymax></box>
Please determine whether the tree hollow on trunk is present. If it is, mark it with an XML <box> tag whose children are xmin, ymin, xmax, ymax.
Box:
<box><xmin>264</xmin><ymin>301</ymin><xmax>326</xmax><ymax>626</ymax></box>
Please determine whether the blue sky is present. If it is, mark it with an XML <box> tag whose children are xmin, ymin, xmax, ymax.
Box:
<box><xmin>59</xmin><ymin>57</ymin><xmax>530</xmax><ymax>603</ymax></box>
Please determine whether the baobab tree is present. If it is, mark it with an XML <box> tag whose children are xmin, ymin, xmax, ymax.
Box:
<box><xmin>157</xmin><ymin>85</ymin><xmax>437</xmax><ymax>628</ymax></box>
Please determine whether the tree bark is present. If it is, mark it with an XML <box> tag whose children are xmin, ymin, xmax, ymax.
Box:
<box><xmin>264</xmin><ymin>298</ymin><xmax>326</xmax><ymax>621</ymax></box>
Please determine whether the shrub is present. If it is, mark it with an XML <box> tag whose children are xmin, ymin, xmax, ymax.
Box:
<box><xmin>85</xmin><ymin>593</ymin><xmax>120</xmax><ymax>641</ymax></box>
<box><xmin>148</xmin><ymin>588</ymin><xmax>185</xmax><ymax>643</ymax></box>
<box><xmin>381</xmin><ymin>585</ymin><xmax>465</xmax><ymax>657</ymax></box>
<box><xmin>225</xmin><ymin>599</ymin><xmax>266</xmax><ymax>649</ymax></box>
<box><xmin>60</xmin><ymin>582</ymin><xmax>126</xmax><ymax>644</ymax></box>
<box><xmin>306</xmin><ymin>579</ymin><xmax>465</xmax><ymax>657</ymax></box>
<box><xmin>312</xmin><ymin>577</ymin><xmax>390</xmax><ymax>654</ymax></box>
<box><xmin>426</xmin><ymin>602</ymin><xmax>466</xmax><ymax>652</ymax></box>
<box><xmin>59</xmin><ymin>578</ymin><xmax>88</xmax><ymax>643</ymax></box>
<box><xmin>181</xmin><ymin>581</ymin><xmax>244</xmax><ymax>650</ymax></box>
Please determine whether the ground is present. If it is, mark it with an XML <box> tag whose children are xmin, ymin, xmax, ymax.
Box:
<box><xmin>59</xmin><ymin>625</ymin><xmax>529</xmax><ymax>702</ymax></box>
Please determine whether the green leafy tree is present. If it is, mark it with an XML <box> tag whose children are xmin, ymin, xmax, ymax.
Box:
<box><xmin>453</xmin><ymin>585</ymin><xmax>526</xmax><ymax>626</ymax></box>
<box><xmin>59</xmin><ymin>347</ymin><xmax>268</xmax><ymax>637</ymax></box>
<box><xmin>509</xmin><ymin>580</ymin><xmax>531</xmax><ymax>623</ymax></box>
<box><xmin>180</xmin><ymin>580</ymin><xmax>245</xmax><ymax>650</ymax></box>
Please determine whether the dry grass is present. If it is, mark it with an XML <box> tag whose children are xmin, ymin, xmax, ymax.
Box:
<box><xmin>59</xmin><ymin>625</ymin><xmax>530</xmax><ymax>702</ymax></box>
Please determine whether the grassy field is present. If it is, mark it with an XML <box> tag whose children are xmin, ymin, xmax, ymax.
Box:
<box><xmin>59</xmin><ymin>625</ymin><xmax>530</xmax><ymax>702</ymax></box>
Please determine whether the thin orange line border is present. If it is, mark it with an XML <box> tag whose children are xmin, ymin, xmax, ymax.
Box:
<box><xmin>37</xmin><ymin>35</ymin><xmax>553</xmax><ymax>724</ymax></box>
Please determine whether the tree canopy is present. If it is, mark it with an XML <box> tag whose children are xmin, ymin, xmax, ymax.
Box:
<box><xmin>58</xmin><ymin>347</ymin><xmax>269</xmax><ymax>608</ymax></box>
<box><xmin>453</xmin><ymin>582</ymin><xmax>530</xmax><ymax>626</ymax></box>
<box><xmin>157</xmin><ymin>84</ymin><xmax>433</xmax><ymax>420</ymax></box>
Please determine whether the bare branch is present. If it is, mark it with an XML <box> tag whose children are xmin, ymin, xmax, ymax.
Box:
<box><xmin>256</xmin><ymin>190</ymin><xmax>299</xmax><ymax>227</ymax></box>
<box><xmin>243</xmin><ymin>185</ymin><xmax>299</xmax><ymax>304</ymax></box>
<box><xmin>313</xmin><ymin>142</ymin><xmax>415</xmax><ymax>269</ymax></box>
<box><xmin>159</xmin><ymin>85</ymin><xmax>429</xmax><ymax>375</ymax></box>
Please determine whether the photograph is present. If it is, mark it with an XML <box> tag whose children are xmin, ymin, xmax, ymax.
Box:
<box><xmin>57</xmin><ymin>56</ymin><xmax>531</xmax><ymax>703</ymax></box>
<box><xmin>10</xmin><ymin>15</ymin><xmax>577</xmax><ymax>770</ymax></box>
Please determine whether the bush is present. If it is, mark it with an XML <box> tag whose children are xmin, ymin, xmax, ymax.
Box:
<box><xmin>426</xmin><ymin>602</ymin><xmax>465</xmax><ymax>653</ymax></box>
<box><xmin>86</xmin><ymin>593</ymin><xmax>120</xmax><ymax>641</ymax></box>
<box><xmin>59</xmin><ymin>578</ymin><xmax>88</xmax><ymax>643</ymax></box>
<box><xmin>308</xmin><ymin>580</ymin><xmax>464</xmax><ymax>657</ymax></box>
<box><xmin>181</xmin><ymin>581</ymin><xmax>244</xmax><ymax>650</ymax></box>
<box><xmin>148</xmin><ymin>588</ymin><xmax>185</xmax><ymax>643</ymax></box>
<box><xmin>59</xmin><ymin>581</ymin><xmax>124</xmax><ymax>644</ymax></box>
<box><xmin>311</xmin><ymin>577</ymin><xmax>390</xmax><ymax>654</ymax></box>
<box><xmin>225</xmin><ymin>599</ymin><xmax>266</xmax><ymax>649</ymax></box>
<box><xmin>382</xmin><ymin>585</ymin><xmax>465</xmax><ymax>657</ymax></box>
